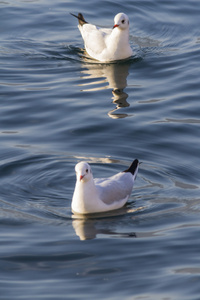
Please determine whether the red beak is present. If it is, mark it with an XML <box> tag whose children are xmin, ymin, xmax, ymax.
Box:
<box><xmin>80</xmin><ymin>175</ymin><xmax>84</xmax><ymax>181</ymax></box>
<box><xmin>113</xmin><ymin>24</ymin><xmax>119</xmax><ymax>29</ymax></box>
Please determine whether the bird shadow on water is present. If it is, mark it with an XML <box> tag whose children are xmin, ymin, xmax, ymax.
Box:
<box><xmin>71</xmin><ymin>46</ymin><xmax>142</xmax><ymax>119</ymax></box>
<box><xmin>71</xmin><ymin>205</ymin><xmax>144</xmax><ymax>240</ymax></box>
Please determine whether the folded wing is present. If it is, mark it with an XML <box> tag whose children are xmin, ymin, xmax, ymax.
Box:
<box><xmin>79</xmin><ymin>24</ymin><xmax>112</xmax><ymax>56</ymax></box>
<box><xmin>95</xmin><ymin>172</ymin><xmax>134</xmax><ymax>205</ymax></box>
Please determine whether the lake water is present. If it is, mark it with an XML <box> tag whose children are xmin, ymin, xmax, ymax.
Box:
<box><xmin>0</xmin><ymin>0</ymin><xmax>200</xmax><ymax>299</ymax></box>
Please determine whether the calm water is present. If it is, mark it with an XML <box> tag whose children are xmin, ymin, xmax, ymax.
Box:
<box><xmin>0</xmin><ymin>0</ymin><xmax>200</xmax><ymax>299</ymax></box>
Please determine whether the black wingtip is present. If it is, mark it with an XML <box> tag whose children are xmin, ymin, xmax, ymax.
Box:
<box><xmin>70</xmin><ymin>13</ymin><xmax>88</xmax><ymax>26</ymax></box>
<box><xmin>123</xmin><ymin>159</ymin><xmax>139</xmax><ymax>175</ymax></box>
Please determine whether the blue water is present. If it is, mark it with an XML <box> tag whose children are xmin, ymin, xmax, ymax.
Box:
<box><xmin>0</xmin><ymin>0</ymin><xmax>200</xmax><ymax>299</ymax></box>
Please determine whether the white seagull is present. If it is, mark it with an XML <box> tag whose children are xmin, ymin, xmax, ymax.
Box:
<box><xmin>72</xmin><ymin>159</ymin><xmax>139</xmax><ymax>214</ymax></box>
<box><xmin>71</xmin><ymin>12</ymin><xmax>133</xmax><ymax>62</ymax></box>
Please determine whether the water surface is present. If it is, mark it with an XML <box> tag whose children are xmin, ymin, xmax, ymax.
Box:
<box><xmin>0</xmin><ymin>0</ymin><xmax>200</xmax><ymax>299</ymax></box>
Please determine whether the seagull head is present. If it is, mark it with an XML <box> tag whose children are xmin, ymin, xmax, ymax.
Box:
<box><xmin>113</xmin><ymin>13</ymin><xmax>130</xmax><ymax>30</ymax></box>
<box><xmin>75</xmin><ymin>161</ymin><xmax>92</xmax><ymax>183</ymax></box>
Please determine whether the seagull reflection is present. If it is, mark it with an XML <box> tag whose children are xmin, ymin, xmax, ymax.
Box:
<box><xmin>108</xmin><ymin>89</ymin><xmax>130</xmax><ymax>119</ymax></box>
<box><xmin>72</xmin><ymin>218</ymin><xmax>136</xmax><ymax>240</ymax></box>
<box><xmin>79</xmin><ymin>61</ymin><xmax>132</xmax><ymax>119</ymax></box>
<box><xmin>72</xmin><ymin>206</ymin><xmax>144</xmax><ymax>240</ymax></box>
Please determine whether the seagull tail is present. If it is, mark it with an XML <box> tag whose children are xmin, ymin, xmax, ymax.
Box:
<box><xmin>70</xmin><ymin>13</ymin><xmax>88</xmax><ymax>26</ymax></box>
<box><xmin>123</xmin><ymin>159</ymin><xmax>139</xmax><ymax>175</ymax></box>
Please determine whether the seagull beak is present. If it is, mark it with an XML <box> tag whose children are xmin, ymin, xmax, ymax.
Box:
<box><xmin>80</xmin><ymin>175</ymin><xmax>84</xmax><ymax>181</ymax></box>
<box><xmin>113</xmin><ymin>24</ymin><xmax>119</xmax><ymax>29</ymax></box>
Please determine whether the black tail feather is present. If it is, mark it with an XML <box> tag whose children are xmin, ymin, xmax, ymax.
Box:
<box><xmin>123</xmin><ymin>159</ymin><xmax>139</xmax><ymax>175</ymax></box>
<box><xmin>70</xmin><ymin>13</ymin><xmax>88</xmax><ymax>26</ymax></box>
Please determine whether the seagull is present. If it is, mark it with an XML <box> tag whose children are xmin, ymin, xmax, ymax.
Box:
<box><xmin>72</xmin><ymin>159</ymin><xmax>139</xmax><ymax>214</ymax></box>
<box><xmin>70</xmin><ymin>12</ymin><xmax>133</xmax><ymax>62</ymax></box>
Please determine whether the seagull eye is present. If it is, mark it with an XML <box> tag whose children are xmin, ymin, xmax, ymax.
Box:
<box><xmin>122</xmin><ymin>20</ymin><xmax>125</xmax><ymax>24</ymax></box>
<box><xmin>86</xmin><ymin>169</ymin><xmax>88</xmax><ymax>173</ymax></box>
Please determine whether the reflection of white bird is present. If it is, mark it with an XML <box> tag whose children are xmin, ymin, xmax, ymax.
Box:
<box><xmin>71</xmin><ymin>12</ymin><xmax>132</xmax><ymax>62</ymax></box>
<box><xmin>72</xmin><ymin>159</ymin><xmax>139</xmax><ymax>214</ymax></box>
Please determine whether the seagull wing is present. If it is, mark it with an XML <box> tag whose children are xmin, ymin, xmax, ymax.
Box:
<box><xmin>94</xmin><ymin>172</ymin><xmax>134</xmax><ymax>205</ymax></box>
<box><xmin>79</xmin><ymin>24</ymin><xmax>112</xmax><ymax>55</ymax></box>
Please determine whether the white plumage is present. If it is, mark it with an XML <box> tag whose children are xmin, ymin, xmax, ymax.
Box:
<box><xmin>71</xmin><ymin>12</ymin><xmax>133</xmax><ymax>62</ymax></box>
<box><xmin>72</xmin><ymin>159</ymin><xmax>139</xmax><ymax>214</ymax></box>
